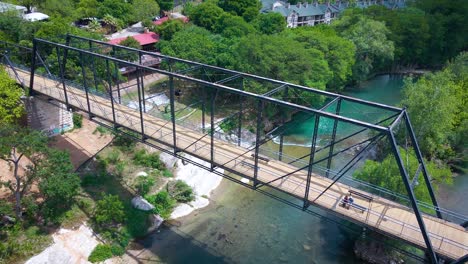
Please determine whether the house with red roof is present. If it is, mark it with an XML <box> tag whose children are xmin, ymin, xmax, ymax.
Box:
<box><xmin>108</xmin><ymin>32</ymin><xmax>160</xmax><ymax>51</ymax></box>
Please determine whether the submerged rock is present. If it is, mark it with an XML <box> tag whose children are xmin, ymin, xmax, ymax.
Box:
<box><xmin>354</xmin><ymin>236</ymin><xmax>405</xmax><ymax>264</ymax></box>
<box><xmin>131</xmin><ymin>196</ymin><xmax>155</xmax><ymax>211</ymax></box>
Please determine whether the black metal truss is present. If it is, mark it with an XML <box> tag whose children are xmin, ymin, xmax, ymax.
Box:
<box><xmin>0</xmin><ymin>36</ymin><xmax>453</xmax><ymax>263</ymax></box>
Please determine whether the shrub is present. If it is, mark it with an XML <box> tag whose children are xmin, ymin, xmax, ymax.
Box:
<box><xmin>94</xmin><ymin>194</ymin><xmax>126</xmax><ymax>227</ymax></box>
<box><xmin>162</xmin><ymin>169</ymin><xmax>173</xmax><ymax>178</ymax></box>
<box><xmin>112</xmin><ymin>132</ymin><xmax>137</xmax><ymax>151</ymax></box>
<box><xmin>72</xmin><ymin>113</ymin><xmax>83</xmax><ymax>128</ymax></box>
<box><xmin>125</xmin><ymin>209</ymin><xmax>150</xmax><ymax>238</ymax></box>
<box><xmin>111</xmin><ymin>244</ymin><xmax>125</xmax><ymax>256</ymax></box>
<box><xmin>145</xmin><ymin>191</ymin><xmax>175</xmax><ymax>219</ymax></box>
<box><xmin>115</xmin><ymin>161</ymin><xmax>126</xmax><ymax>177</ymax></box>
<box><xmin>106</xmin><ymin>149</ymin><xmax>120</xmax><ymax>164</ymax></box>
<box><xmin>134</xmin><ymin>175</ymin><xmax>155</xmax><ymax>196</ymax></box>
<box><xmin>88</xmin><ymin>244</ymin><xmax>113</xmax><ymax>263</ymax></box>
<box><xmin>133</xmin><ymin>149</ymin><xmax>164</xmax><ymax>170</ymax></box>
<box><xmin>167</xmin><ymin>180</ymin><xmax>195</xmax><ymax>203</ymax></box>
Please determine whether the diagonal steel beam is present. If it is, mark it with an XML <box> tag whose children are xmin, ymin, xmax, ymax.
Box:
<box><xmin>388</xmin><ymin>130</ymin><xmax>439</xmax><ymax>264</ymax></box>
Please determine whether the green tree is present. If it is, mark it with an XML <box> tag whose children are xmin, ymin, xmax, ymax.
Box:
<box><xmin>156</xmin><ymin>19</ymin><xmax>184</xmax><ymax>40</ymax></box>
<box><xmin>76</xmin><ymin>0</ymin><xmax>100</xmax><ymax>19</ymax></box>
<box><xmin>414</xmin><ymin>0</ymin><xmax>468</xmax><ymax>65</ymax></box>
<box><xmin>38</xmin><ymin>150</ymin><xmax>80</xmax><ymax>222</ymax></box>
<box><xmin>253</xmin><ymin>12</ymin><xmax>286</xmax><ymax>35</ymax></box>
<box><xmin>334</xmin><ymin>13</ymin><xmax>394</xmax><ymax>81</ymax></box>
<box><xmin>187</xmin><ymin>2</ymin><xmax>225</xmax><ymax>32</ymax></box>
<box><xmin>119</xmin><ymin>36</ymin><xmax>141</xmax><ymax>50</ymax></box>
<box><xmin>98</xmin><ymin>0</ymin><xmax>131</xmax><ymax>25</ymax></box>
<box><xmin>290</xmin><ymin>26</ymin><xmax>356</xmax><ymax>90</ymax></box>
<box><xmin>94</xmin><ymin>194</ymin><xmax>126</xmax><ymax>227</ymax></box>
<box><xmin>0</xmin><ymin>125</ymin><xmax>48</xmax><ymax>219</ymax></box>
<box><xmin>401</xmin><ymin>70</ymin><xmax>462</xmax><ymax>158</ymax></box>
<box><xmin>214</xmin><ymin>13</ymin><xmax>256</xmax><ymax>38</ymax></box>
<box><xmin>234</xmin><ymin>34</ymin><xmax>332</xmax><ymax>89</ymax></box>
<box><xmin>159</xmin><ymin>26</ymin><xmax>222</xmax><ymax>65</ymax></box>
<box><xmin>218</xmin><ymin>0</ymin><xmax>261</xmax><ymax>20</ymax></box>
<box><xmin>0</xmin><ymin>68</ymin><xmax>25</xmax><ymax>124</ymax></box>
<box><xmin>131</xmin><ymin>0</ymin><xmax>160</xmax><ymax>22</ymax></box>
<box><xmin>354</xmin><ymin>148</ymin><xmax>452</xmax><ymax>206</ymax></box>
<box><xmin>156</xmin><ymin>0</ymin><xmax>173</xmax><ymax>12</ymax></box>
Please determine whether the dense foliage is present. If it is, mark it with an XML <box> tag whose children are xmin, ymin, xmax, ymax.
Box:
<box><xmin>401</xmin><ymin>53</ymin><xmax>468</xmax><ymax>168</ymax></box>
<box><xmin>354</xmin><ymin>148</ymin><xmax>452</xmax><ymax>206</ymax></box>
<box><xmin>0</xmin><ymin>67</ymin><xmax>24</xmax><ymax>124</ymax></box>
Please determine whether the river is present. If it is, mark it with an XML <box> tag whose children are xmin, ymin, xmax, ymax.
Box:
<box><xmin>133</xmin><ymin>75</ymin><xmax>467</xmax><ymax>263</ymax></box>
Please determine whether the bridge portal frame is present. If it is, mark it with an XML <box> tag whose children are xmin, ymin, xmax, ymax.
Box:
<box><xmin>13</xmin><ymin>37</ymin><xmax>451</xmax><ymax>263</ymax></box>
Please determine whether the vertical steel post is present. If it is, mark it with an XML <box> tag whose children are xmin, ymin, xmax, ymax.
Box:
<box><xmin>138</xmin><ymin>51</ymin><xmax>146</xmax><ymax>113</ymax></box>
<box><xmin>326</xmin><ymin>98</ymin><xmax>342</xmax><ymax>178</ymax></box>
<box><xmin>303</xmin><ymin>114</ymin><xmax>320</xmax><ymax>210</ymax></box>
<box><xmin>253</xmin><ymin>100</ymin><xmax>264</xmax><ymax>189</ymax></box>
<box><xmin>55</xmin><ymin>46</ymin><xmax>69</xmax><ymax>107</ymax></box>
<box><xmin>237</xmin><ymin>78</ymin><xmax>244</xmax><ymax>146</ymax></box>
<box><xmin>79</xmin><ymin>53</ymin><xmax>92</xmax><ymax>117</ymax></box>
<box><xmin>169</xmin><ymin>76</ymin><xmax>177</xmax><ymax>154</ymax></box>
<box><xmin>388</xmin><ymin>131</ymin><xmax>438</xmax><ymax>264</ymax></box>
<box><xmin>28</xmin><ymin>39</ymin><xmax>37</xmax><ymax>96</ymax></box>
<box><xmin>135</xmin><ymin>66</ymin><xmax>145</xmax><ymax>139</ymax></box>
<box><xmin>210</xmin><ymin>89</ymin><xmax>216</xmax><ymax>170</ymax></box>
<box><xmin>112</xmin><ymin>46</ymin><xmax>121</xmax><ymax>104</ymax></box>
<box><xmin>201</xmin><ymin>84</ymin><xmax>206</xmax><ymax>133</ymax></box>
<box><xmin>88</xmin><ymin>40</ymin><xmax>99</xmax><ymax>91</ymax></box>
<box><xmin>105</xmin><ymin>59</ymin><xmax>116</xmax><ymax>126</ymax></box>
<box><xmin>404</xmin><ymin>111</ymin><xmax>442</xmax><ymax>219</ymax></box>
<box><xmin>279</xmin><ymin>87</ymin><xmax>289</xmax><ymax>161</ymax></box>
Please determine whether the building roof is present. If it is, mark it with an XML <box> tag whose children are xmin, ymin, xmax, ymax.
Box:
<box><xmin>273</xmin><ymin>2</ymin><xmax>340</xmax><ymax>17</ymax></box>
<box><xmin>153</xmin><ymin>16</ymin><xmax>189</xmax><ymax>26</ymax></box>
<box><xmin>23</xmin><ymin>12</ymin><xmax>49</xmax><ymax>21</ymax></box>
<box><xmin>0</xmin><ymin>1</ymin><xmax>26</xmax><ymax>13</ymax></box>
<box><xmin>108</xmin><ymin>32</ymin><xmax>159</xmax><ymax>46</ymax></box>
<box><xmin>263</xmin><ymin>1</ymin><xmax>405</xmax><ymax>17</ymax></box>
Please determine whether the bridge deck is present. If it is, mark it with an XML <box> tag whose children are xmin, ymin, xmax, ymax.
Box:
<box><xmin>12</xmin><ymin>69</ymin><xmax>468</xmax><ymax>260</ymax></box>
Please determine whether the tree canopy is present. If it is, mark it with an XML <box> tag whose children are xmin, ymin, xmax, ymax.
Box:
<box><xmin>0</xmin><ymin>68</ymin><xmax>24</xmax><ymax>124</ymax></box>
<box><xmin>401</xmin><ymin>52</ymin><xmax>467</xmax><ymax>166</ymax></box>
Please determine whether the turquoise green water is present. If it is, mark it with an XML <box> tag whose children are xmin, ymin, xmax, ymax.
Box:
<box><xmin>137</xmin><ymin>75</ymin><xmax>465</xmax><ymax>263</ymax></box>
<box><xmin>277</xmin><ymin>75</ymin><xmax>404</xmax><ymax>146</ymax></box>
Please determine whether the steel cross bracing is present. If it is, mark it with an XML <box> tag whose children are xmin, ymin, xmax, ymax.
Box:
<box><xmin>1</xmin><ymin>37</ymin><xmax>467</xmax><ymax>263</ymax></box>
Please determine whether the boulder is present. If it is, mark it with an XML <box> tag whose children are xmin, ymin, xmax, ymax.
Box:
<box><xmin>147</xmin><ymin>214</ymin><xmax>164</xmax><ymax>233</ymax></box>
<box><xmin>131</xmin><ymin>196</ymin><xmax>155</xmax><ymax>211</ymax></box>
<box><xmin>136</xmin><ymin>171</ymin><xmax>148</xmax><ymax>177</ymax></box>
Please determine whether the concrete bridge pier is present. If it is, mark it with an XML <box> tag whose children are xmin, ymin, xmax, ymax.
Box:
<box><xmin>23</xmin><ymin>96</ymin><xmax>74</xmax><ymax>137</ymax></box>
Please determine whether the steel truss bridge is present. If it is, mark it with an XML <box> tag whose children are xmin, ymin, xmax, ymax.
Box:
<box><xmin>0</xmin><ymin>35</ymin><xmax>467</xmax><ymax>263</ymax></box>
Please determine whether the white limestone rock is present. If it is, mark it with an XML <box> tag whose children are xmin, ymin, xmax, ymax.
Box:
<box><xmin>131</xmin><ymin>196</ymin><xmax>155</xmax><ymax>211</ymax></box>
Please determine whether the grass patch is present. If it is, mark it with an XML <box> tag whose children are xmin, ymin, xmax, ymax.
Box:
<box><xmin>0</xmin><ymin>224</ymin><xmax>52</xmax><ymax>264</ymax></box>
<box><xmin>88</xmin><ymin>244</ymin><xmax>113</xmax><ymax>263</ymax></box>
